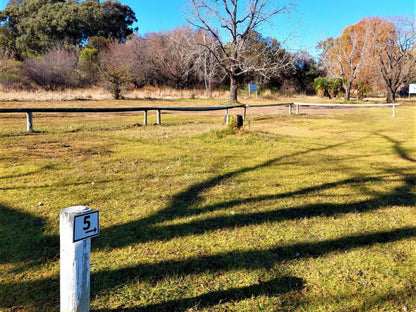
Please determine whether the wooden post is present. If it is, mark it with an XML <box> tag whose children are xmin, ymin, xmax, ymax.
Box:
<box><xmin>26</xmin><ymin>112</ymin><xmax>33</xmax><ymax>132</ymax></box>
<box><xmin>143</xmin><ymin>110</ymin><xmax>148</xmax><ymax>125</ymax></box>
<box><xmin>235</xmin><ymin>115</ymin><xmax>244</xmax><ymax>129</ymax></box>
<box><xmin>296</xmin><ymin>104</ymin><xmax>299</xmax><ymax>115</ymax></box>
<box><xmin>60</xmin><ymin>206</ymin><xmax>92</xmax><ymax>312</ymax></box>
<box><xmin>289</xmin><ymin>104</ymin><xmax>292</xmax><ymax>115</ymax></box>
<box><xmin>225</xmin><ymin>109</ymin><xmax>229</xmax><ymax>125</ymax></box>
<box><xmin>392</xmin><ymin>105</ymin><xmax>396</xmax><ymax>118</ymax></box>
<box><xmin>243</xmin><ymin>106</ymin><xmax>247</xmax><ymax>120</ymax></box>
<box><xmin>156</xmin><ymin>110</ymin><xmax>161</xmax><ymax>125</ymax></box>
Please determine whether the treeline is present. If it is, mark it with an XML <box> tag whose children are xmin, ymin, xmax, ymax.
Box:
<box><xmin>0</xmin><ymin>0</ymin><xmax>321</xmax><ymax>99</ymax></box>
<box><xmin>0</xmin><ymin>0</ymin><xmax>414</xmax><ymax>102</ymax></box>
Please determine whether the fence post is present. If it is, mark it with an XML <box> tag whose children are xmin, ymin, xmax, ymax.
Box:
<box><xmin>289</xmin><ymin>104</ymin><xmax>292</xmax><ymax>115</ymax></box>
<box><xmin>296</xmin><ymin>104</ymin><xmax>299</xmax><ymax>115</ymax></box>
<box><xmin>225</xmin><ymin>109</ymin><xmax>229</xmax><ymax>125</ymax></box>
<box><xmin>26</xmin><ymin>112</ymin><xmax>33</xmax><ymax>132</ymax></box>
<box><xmin>392</xmin><ymin>105</ymin><xmax>396</xmax><ymax>118</ymax></box>
<box><xmin>156</xmin><ymin>110</ymin><xmax>161</xmax><ymax>125</ymax></box>
<box><xmin>243</xmin><ymin>106</ymin><xmax>247</xmax><ymax>120</ymax></box>
<box><xmin>60</xmin><ymin>206</ymin><xmax>92</xmax><ymax>312</ymax></box>
<box><xmin>143</xmin><ymin>110</ymin><xmax>148</xmax><ymax>126</ymax></box>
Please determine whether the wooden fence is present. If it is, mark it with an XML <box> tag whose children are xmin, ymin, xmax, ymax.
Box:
<box><xmin>0</xmin><ymin>103</ymin><xmax>399</xmax><ymax>132</ymax></box>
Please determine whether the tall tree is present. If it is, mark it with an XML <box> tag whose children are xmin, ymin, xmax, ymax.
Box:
<box><xmin>193</xmin><ymin>30</ymin><xmax>224</xmax><ymax>97</ymax></box>
<box><xmin>188</xmin><ymin>0</ymin><xmax>294</xmax><ymax>102</ymax></box>
<box><xmin>0</xmin><ymin>0</ymin><xmax>137</xmax><ymax>59</ymax></box>
<box><xmin>369</xmin><ymin>16</ymin><xmax>415</xmax><ymax>102</ymax></box>
<box><xmin>318</xmin><ymin>19</ymin><xmax>372</xmax><ymax>100</ymax></box>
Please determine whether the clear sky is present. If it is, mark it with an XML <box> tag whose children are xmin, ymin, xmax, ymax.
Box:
<box><xmin>128</xmin><ymin>0</ymin><xmax>415</xmax><ymax>57</ymax></box>
<box><xmin>0</xmin><ymin>0</ymin><xmax>414</xmax><ymax>57</ymax></box>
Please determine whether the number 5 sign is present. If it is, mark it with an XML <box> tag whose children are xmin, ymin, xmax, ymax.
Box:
<box><xmin>73</xmin><ymin>210</ymin><xmax>99</xmax><ymax>242</ymax></box>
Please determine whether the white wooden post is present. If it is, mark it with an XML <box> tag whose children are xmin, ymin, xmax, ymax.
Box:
<box><xmin>60</xmin><ymin>206</ymin><xmax>92</xmax><ymax>312</ymax></box>
<box><xmin>392</xmin><ymin>105</ymin><xmax>396</xmax><ymax>118</ymax></box>
<box><xmin>225</xmin><ymin>109</ymin><xmax>229</xmax><ymax>125</ymax></box>
<box><xmin>296</xmin><ymin>104</ymin><xmax>299</xmax><ymax>115</ymax></box>
<box><xmin>26</xmin><ymin>112</ymin><xmax>33</xmax><ymax>132</ymax></box>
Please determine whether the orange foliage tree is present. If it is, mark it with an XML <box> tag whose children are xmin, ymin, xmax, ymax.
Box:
<box><xmin>369</xmin><ymin>16</ymin><xmax>415</xmax><ymax>102</ymax></box>
<box><xmin>318</xmin><ymin>19</ymin><xmax>373</xmax><ymax>100</ymax></box>
<box><xmin>318</xmin><ymin>16</ymin><xmax>415</xmax><ymax>102</ymax></box>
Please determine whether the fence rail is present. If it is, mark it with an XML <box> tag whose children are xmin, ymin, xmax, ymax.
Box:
<box><xmin>0</xmin><ymin>102</ymin><xmax>399</xmax><ymax>132</ymax></box>
<box><xmin>288</xmin><ymin>102</ymin><xmax>399</xmax><ymax>117</ymax></box>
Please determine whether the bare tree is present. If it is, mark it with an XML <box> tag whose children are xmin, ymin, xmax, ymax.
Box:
<box><xmin>192</xmin><ymin>30</ymin><xmax>224</xmax><ymax>97</ymax></box>
<box><xmin>144</xmin><ymin>28</ymin><xmax>199</xmax><ymax>89</ymax></box>
<box><xmin>99</xmin><ymin>41</ymin><xmax>136</xmax><ymax>99</ymax></box>
<box><xmin>23</xmin><ymin>46</ymin><xmax>79</xmax><ymax>90</ymax></box>
<box><xmin>188</xmin><ymin>0</ymin><xmax>294</xmax><ymax>102</ymax></box>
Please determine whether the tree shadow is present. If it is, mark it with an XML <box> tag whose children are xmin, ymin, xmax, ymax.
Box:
<box><xmin>375</xmin><ymin>132</ymin><xmax>416</xmax><ymax>163</ymax></box>
<box><xmin>1</xmin><ymin>133</ymin><xmax>415</xmax><ymax>309</ymax></box>
<box><xmin>95</xmin><ymin>138</ymin><xmax>369</xmax><ymax>248</ymax></box>
<box><xmin>0</xmin><ymin>203</ymin><xmax>58</xmax><ymax>266</ymax></box>
<box><xmin>2</xmin><ymin>226</ymin><xmax>416</xmax><ymax>310</ymax></box>
<box><xmin>91</xmin><ymin>276</ymin><xmax>304</xmax><ymax>312</ymax></box>
<box><xmin>95</xmin><ymin>134</ymin><xmax>415</xmax><ymax>249</ymax></box>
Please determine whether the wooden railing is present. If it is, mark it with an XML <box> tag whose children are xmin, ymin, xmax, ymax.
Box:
<box><xmin>0</xmin><ymin>102</ymin><xmax>399</xmax><ymax>132</ymax></box>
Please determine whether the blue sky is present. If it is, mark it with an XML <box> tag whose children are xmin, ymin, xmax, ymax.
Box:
<box><xmin>128</xmin><ymin>0</ymin><xmax>415</xmax><ymax>57</ymax></box>
<box><xmin>0</xmin><ymin>0</ymin><xmax>414</xmax><ymax>56</ymax></box>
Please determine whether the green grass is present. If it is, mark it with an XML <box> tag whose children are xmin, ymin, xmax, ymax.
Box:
<box><xmin>0</xmin><ymin>100</ymin><xmax>415</xmax><ymax>311</ymax></box>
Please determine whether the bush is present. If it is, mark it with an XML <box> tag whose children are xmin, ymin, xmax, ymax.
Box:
<box><xmin>0</xmin><ymin>52</ymin><xmax>22</xmax><ymax>90</ymax></box>
<box><xmin>23</xmin><ymin>47</ymin><xmax>80</xmax><ymax>90</ymax></box>
<box><xmin>314</xmin><ymin>77</ymin><xmax>342</xmax><ymax>99</ymax></box>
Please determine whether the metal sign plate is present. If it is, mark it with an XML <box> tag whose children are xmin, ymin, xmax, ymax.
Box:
<box><xmin>249</xmin><ymin>83</ymin><xmax>258</xmax><ymax>92</ymax></box>
<box><xmin>73</xmin><ymin>210</ymin><xmax>99</xmax><ymax>242</ymax></box>
<box><xmin>409</xmin><ymin>84</ymin><xmax>416</xmax><ymax>94</ymax></box>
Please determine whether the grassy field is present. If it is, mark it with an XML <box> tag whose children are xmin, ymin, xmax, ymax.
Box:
<box><xmin>0</xmin><ymin>98</ymin><xmax>415</xmax><ymax>311</ymax></box>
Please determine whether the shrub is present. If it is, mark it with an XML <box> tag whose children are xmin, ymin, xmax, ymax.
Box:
<box><xmin>23</xmin><ymin>47</ymin><xmax>80</xmax><ymax>90</ymax></box>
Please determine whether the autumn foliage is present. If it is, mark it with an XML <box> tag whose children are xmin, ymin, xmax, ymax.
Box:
<box><xmin>318</xmin><ymin>16</ymin><xmax>415</xmax><ymax>102</ymax></box>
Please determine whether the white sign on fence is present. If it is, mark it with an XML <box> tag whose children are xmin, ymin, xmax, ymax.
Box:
<box><xmin>73</xmin><ymin>210</ymin><xmax>99</xmax><ymax>242</ymax></box>
<box><xmin>409</xmin><ymin>84</ymin><xmax>416</xmax><ymax>95</ymax></box>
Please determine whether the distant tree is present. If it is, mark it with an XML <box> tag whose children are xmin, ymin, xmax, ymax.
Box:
<box><xmin>79</xmin><ymin>0</ymin><xmax>138</xmax><ymax>41</ymax></box>
<box><xmin>188</xmin><ymin>0</ymin><xmax>294</xmax><ymax>102</ymax></box>
<box><xmin>0</xmin><ymin>49</ymin><xmax>22</xmax><ymax>89</ymax></box>
<box><xmin>317</xmin><ymin>20</ymin><xmax>373</xmax><ymax>101</ymax></box>
<box><xmin>273</xmin><ymin>51</ymin><xmax>321</xmax><ymax>95</ymax></box>
<box><xmin>79</xmin><ymin>47</ymin><xmax>100</xmax><ymax>85</ymax></box>
<box><xmin>143</xmin><ymin>28</ymin><xmax>201</xmax><ymax>90</ymax></box>
<box><xmin>99</xmin><ymin>40</ymin><xmax>137</xmax><ymax>99</ymax></box>
<box><xmin>0</xmin><ymin>0</ymin><xmax>137</xmax><ymax>59</ymax></box>
<box><xmin>193</xmin><ymin>30</ymin><xmax>224</xmax><ymax>97</ymax></box>
<box><xmin>369</xmin><ymin>16</ymin><xmax>415</xmax><ymax>102</ymax></box>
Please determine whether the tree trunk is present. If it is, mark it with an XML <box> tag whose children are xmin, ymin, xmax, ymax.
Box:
<box><xmin>229</xmin><ymin>75</ymin><xmax>238</xmax><ymax>102</ymax></box>
<box><xmin>386</xmin><ymin>88</ymin><xmax>396</xmax><ymax>102</ymax></box>
<box><xmin>344</xmin><ymin>81</ymin><xmax>352</xmax><ymax>101</ymax></box>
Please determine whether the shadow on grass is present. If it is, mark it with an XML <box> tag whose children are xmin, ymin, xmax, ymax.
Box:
<box><xmin>1</xmin><ymin>134</ymin><xmax>415</xmax><ymax>309</ymax></box>
<box><xmin>91</xmin><ymin>276</ymin><xmax>304</xmax><ymax>312</ymax></box>
<box><xmin>0</xmin><ymin>203</ymin><xmax>58</xmax><ymax>265</ymax></box>
<box><xmin>2</xmin><ymin>226</ymin><xmax>416</xmax><ymax>310</ymax></box>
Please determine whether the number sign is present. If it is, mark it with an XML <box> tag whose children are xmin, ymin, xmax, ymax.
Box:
<box><xmin>73</xmin><ymin>210</ymin><xmax>99</xmax><ymax>242</ymax></box>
